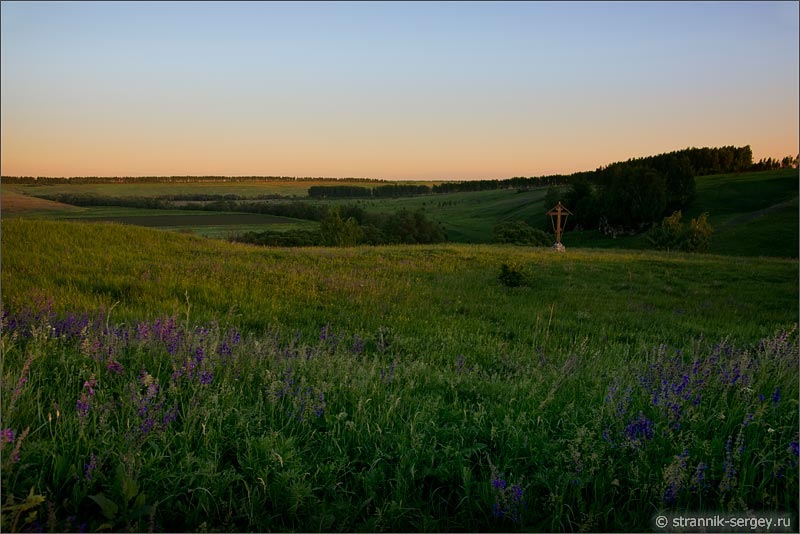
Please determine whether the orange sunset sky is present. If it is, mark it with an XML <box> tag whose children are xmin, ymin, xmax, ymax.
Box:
<box><xmin>2</xmin><ymin>1</ymin><xmax>798</xmax><ymax>180</ymax></box>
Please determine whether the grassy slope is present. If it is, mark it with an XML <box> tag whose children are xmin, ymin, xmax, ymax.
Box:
<box><xmin>333</xmin><ymin>169</ymin><xmax>799</xmax><ymax>256</ymax></box>
<box><xmin>3</xmin><ymin>219</ymin><xmax>796</xmax><ymax>351</ymax></box>
<box><xmin>1</xmin><ymin>219</ymin><xmax>797</xmax><ymax>532</ymax></box>
<box><xmin>5</xmin><ymin>168</ymin><xmax>797</xmax><ymax>256</ymax></box>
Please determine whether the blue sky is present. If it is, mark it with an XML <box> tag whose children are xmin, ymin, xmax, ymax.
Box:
<box><xmin>2</xmin><ymin>1</ymin><xmax>797</xmax><ymax>179</ymax></box>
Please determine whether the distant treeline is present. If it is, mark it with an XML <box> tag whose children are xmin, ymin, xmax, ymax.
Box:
<box><xmin>40</xmin><ymin>194</ymin><xmax>331</xmax><ymax>221</ymax></box>
<box><xmin>0</xmin><ymin>175</ymin><xmax>385</xmax><ymax>185</ymax></box>
<box><xmin>308</xmin><ymin>184</ymin><xmax>432</xmax><ymax>199</ymax></box>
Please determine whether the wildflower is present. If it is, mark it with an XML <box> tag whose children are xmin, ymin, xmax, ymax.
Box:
<box><xmin>624</xmin><ymin>412</ymin><xmax>654</xmax><ymax>448</ymax></box>
<box><xmin>772</xmin><ymin>387</ymin><xmax>780</xmax><ymax>406</ymax></box>
<box><xmin>106</xmin><ymin>360</ymin><xmax>124</xmax><ymax>374</ymax></box>
<box><xmin>11</xmin><ymin>354</ymin><xmax>34</xmax><ymax>405</ymax></box>
<box><xmin>83</xmin><ymin>375</ymin><xmax>97</xmax><ymax>396</ymax></box>
<box><xmin>663</xmin><ymin>449</ymin><xmax>690</xmax><ymax>504</ymax></box>
<box><xmin>690</xmin><ymin>462</ymin><xmax>708</xmax><ymax>495</ymax></box>
<box><xmin>719</xmin><ymin>436</ymin><xmax>737</xmax><ymax>493</ymax></box>
<box><xmin>200</xmin><ymin>372</ymin><xmax>214</xmax><ymax>385</ymax></box>
<box><xmin>0</xmin><ymin>428</ymin><xmax>14</xmax><ymax>454</ymax></box>
<box><xmin>8</xmin><ymin>427</ymin><xmax>29</xmax><ymax>464</ymax></box>
<box><xmin>490</xmin><ymin>474</ymin><xmax>526</xmax><ymax>523</ymax></box>
<box><xmin>76</xmin><ymin>396</ymin><xmax>92</xmax><ymax>420</ymax></box>
<box><xmin>84</xmin><ymin>454</ymin><xmax>97</xmax><ymax>480</ymax></box>
<box><xmin>140</xmin><ymin>418</ymin><xmax>156</xmax><ymax>435</ymax></box>
<box><xmin>350</xmin><ymin>335</ymin><xmax>364</xmax><ymax>355</ymax></box>
<box><xmin>162</xmin><ymin>404</ymin><xmax>179</xmax><ymax>427</ymax></box>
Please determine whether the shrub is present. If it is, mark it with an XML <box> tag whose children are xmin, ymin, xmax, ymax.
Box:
<box><xmin>493</xmin><ymin>221</ymin><xmax>550</xmax><ymax>246</ymax></box>
<box><xmin>684</xmin><ymin>212</ymin><xmax>713</xmax><ymax>252</ymax></box>
<box><xmin>499</xmin><ymin>262</ymin><xmax>526</xmax><ymax>287</ymax></box>
<box><xmin>647</xmin><ymin>211</ymin><xmax>713</xmax><ymax>252</ymax></box>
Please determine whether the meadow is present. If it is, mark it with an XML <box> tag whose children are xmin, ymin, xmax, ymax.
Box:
<box><xmin>1</xmin><ymin>218</ymin><xmax>797</xmax><ymax>532</ymax></box>
<box><xmin>3</xmin><ymin>168</ymin><xmax>797</xmax><ymax>257</ymax></box>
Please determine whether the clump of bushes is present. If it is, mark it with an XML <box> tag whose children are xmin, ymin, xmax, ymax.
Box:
<box><xmin>232</xmin><ymin>207</ymin><xmax>446</xmax><ymax>248</ymax></box>
<box><xmin>499</xmin><ymin>262</ymin><xmax>527</xmax><ymax>287</ymax></box>
<box><xmin>647</xmin><ymin>211</ymin><xmax>713</xmax><ymax>252</ymax></box>
<box><xmin>493</xmin><ymin>221</ymin><xmax>550</xmax><ymax>246</ymax></box>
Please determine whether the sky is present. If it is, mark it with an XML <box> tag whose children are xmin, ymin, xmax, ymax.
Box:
<box><xmin>1</xmin><ymin>1</ymin><xmax>798</xmax><ymax>181</ymax></box>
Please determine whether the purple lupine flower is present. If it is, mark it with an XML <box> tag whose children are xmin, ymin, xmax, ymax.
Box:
<box><xmin>76</xmin><ymin>394</ymin><xmax>92</xmax><ymax>420</ymax></box>
<box><xmin>790</xmin><ymin>442</ymin><xmax>799</xmax><ymax>457</ymax></box>
<box><xmin>624</xmin><ymin>412</ymin><xmax>654</xmax><ymax>446</ymax></box>
<box><xmin>84</xmin><ymin>454</ymin><xmax>97</xmax><ymax>480</ymax></box>
<box><xmin>690</xmin><ymin>462</ymin><xmax>708</xmax><ymax>495</ymax></box>
<box><xmin>1</xmin><ymin>428</ymin><xmax>14</xmax><ymax>447</ymax></box>
<box><xmin>772</xmin><ymin>387</ymin><xmax>780</xmax><ymax>406</ymax></box>
<box><xmin>162</xmin><ymin>404</ymin><xmax>179</xmax><ymax>426</ymax></box>
<box><xmin>139</xmin><ymin>418</ymin><xmax>156</xmax><ymax>435</ymax></box>
<box><xmin>106</xmin><ymin>360</ymin><xmax>124</xmax><ymax>375</ymax></box>
<box><xmin>491</xmin><ymin>475</ymin><xmax>525</xmax><ymax>523</ymax></box>
<box><xmin>350</xmin><ymin>335</ymin><xmax>364</xmax><ymax>355</ymax></box>
<box><xmin>83</xmin><ymin>376</ymin><xmax>97</xmax><ymax>396</ymax></box>
<box><xmin>200</xmin><ymin>372</ymin><xmax>214</xmax><ymax>385</ymax></box>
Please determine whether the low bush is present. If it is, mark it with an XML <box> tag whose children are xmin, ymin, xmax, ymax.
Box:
<box><xmin>493</xmin><ymin>221</ymin><xmax>551</xmax><ymax>246</ymax></box>
<box><xmin>647</xmin><ymin>211</ymin><xmax>713</xmax><ymax>252</ymax></box>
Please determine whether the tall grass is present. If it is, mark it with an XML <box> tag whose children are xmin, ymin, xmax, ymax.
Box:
<box><xmin>1</xmin><ymin>219</ymin><xmax>797</xmax><ymax>531</ymax></box>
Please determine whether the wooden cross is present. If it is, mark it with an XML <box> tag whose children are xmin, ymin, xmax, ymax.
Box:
<box><xmin>547</xmin><ymin>201</ymin><xmax>573</xmax><ymax>245</ymax></box>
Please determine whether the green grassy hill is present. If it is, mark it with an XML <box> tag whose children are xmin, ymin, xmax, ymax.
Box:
<box><xmin>299</xmin><ymin>168</ymin><xmax>799</xmax><ymax>256</ymax></box>
<box><xmin>4</xmin><ymin>168</ymin><xmax>798</xmax><ymax>256</ymax></box>
<box><xmin>1</xmin><ymin>219</ymin><xmax>797</xmax><ymax>531</ymax></box>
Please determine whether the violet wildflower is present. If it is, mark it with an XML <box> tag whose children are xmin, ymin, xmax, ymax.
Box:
<box><xmin>690</xmin><ymin>462</ymin><xmax>708</xmax><ymax>495</ymax></box>
<box><xmin>140</xmin><ymin>417</ymin><xmax>156</xmax><ymax>435</ymax></box>
<box><xmin>200</xmin><ymin>372</ymin><xmax>214</xmax><ymax>385</ymax></box>
<box><xmin>350</xmin><ymin>335</ymin><xmax>364</xmax><ymax>355</ymax></box>
<box><xmin>162</xmin><ymin>404</ymin><xmax>179</xmax><ymax>426</ymax></box>
<box><xmin>106</xmin><ymin>360</ymin><xmax>124</xmax><ymax>375</ymax></box>
<box><xmin>719</xmin><ymin>436</ymin><xmax>737</xmax><ymax>493</ymax></box>
<box><xmin>624</xmin><ymin>412</ymin><xmax>654</xmax><ymax>447</ymax></box>
<box><xmin>84</xmin><ymin>454</ymin><xmax>97</xmax><ymax>480</ymax></box>
<box><xmin>772</xmin><ymin>387</ymin><xmax>780</xmax><ymax>406</ymax></box>
<box><xmin>11</xmin><ymin>354</ymin><xmax>34</xmax><ymax>405</ymax></box>
<box><xmin>0</xmin><ymin>428</ymin><xmax>14</xmax><ymax>445</ymax></box>
<box><xmin>380</xmin><ymin>360</ymin><xmax>397</xmax><ymax>384</ymax></box>
<box><xmin>662</xmin><ymin>450</ymin><xmax>690</xmax><ymax>505</ymax></box>
<box><xmin>76</xmin><ymin>395</ymin><xmax>92</xmax><ymax>420</ymax></box>
<box><xmin>490</xmin><ymin>475</ymin><xmax>526</xmax><ymax>523</ymax></box>
<box><xmin>83</xmin><ymin>376</ymin><xmax>97</xmax><ymax>396</ymax></box>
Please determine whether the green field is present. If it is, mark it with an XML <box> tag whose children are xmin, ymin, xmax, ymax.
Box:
<box><xmin>1</xmin><ymin>218</ymin><xmax>797</xmax><ymax>532</ymax></box>
<box><xmin>4</xmin><ymin>168</ymin><xmax>796</xmax><ymax>257</ymax></box>
<box><xmin>2</xmin><ymin>179</ymin><xmax>441</xmax><ymax>200</ymax></box>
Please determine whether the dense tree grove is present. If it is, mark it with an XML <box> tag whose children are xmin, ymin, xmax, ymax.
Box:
<box><xmin>558</xmin><ymin>146</ymin><xmax>761</xmax><ymax>231</ymax></box>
